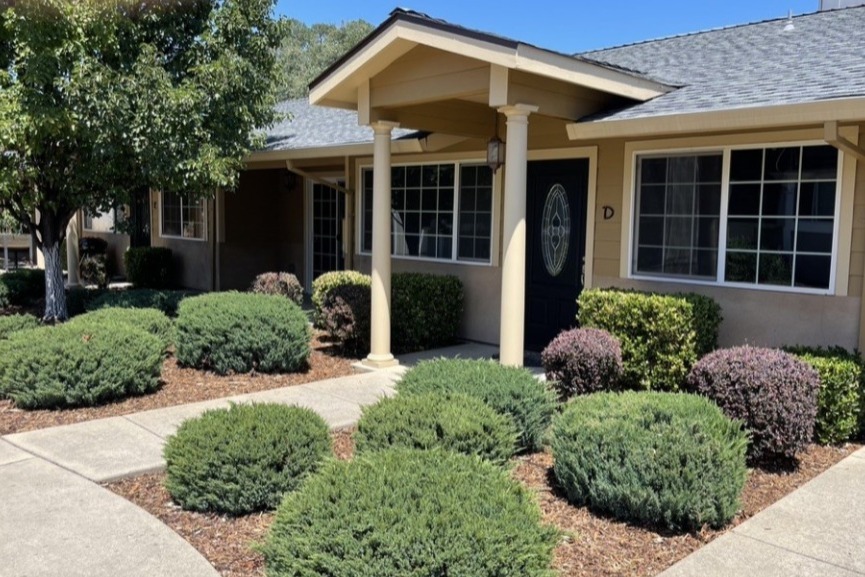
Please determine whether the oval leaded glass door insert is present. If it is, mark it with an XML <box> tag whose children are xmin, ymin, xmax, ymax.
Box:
<box><xmin>541</xmin><ymin>183</ymin><xmax>571</xmax><ymax>277</ymax></box>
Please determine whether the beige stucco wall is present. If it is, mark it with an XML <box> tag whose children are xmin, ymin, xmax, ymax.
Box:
<box><xmin>354</xmin><ymin>255</ymin><xmax>502</xmax><ymax>345</ymax></box>
<box><xmin>149</xmin><ymin>191</ymin><xmax>215</xmax><ymax>292</ymax></box>
<box><xmin>586</xmin><ymin>126</ymin><xmax>864</xmax><ymax>351</ymax></box>
<box><xmin>219</xmin><ymin>169</ymin><xmax>305</xmax><ymax>291</ymax></box>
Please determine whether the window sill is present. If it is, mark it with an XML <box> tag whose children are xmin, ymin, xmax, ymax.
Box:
<box><xmin>159</xmin><ymin>234</ymin><xmax>207</xmax><ymax>243</ymax></box>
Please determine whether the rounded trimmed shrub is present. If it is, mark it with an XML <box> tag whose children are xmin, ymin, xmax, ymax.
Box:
<box><xmin>397</xmin><ymin>359</ymin><xmax>557</xmax><ymax>452</ymax></box>
<box><xmin>550</xmin><ymin>392</ymin><xmax>748</xmax><ymax>532</ymax></box>
<box><xmin>250</xmin><ymin>272</ymin><xmax>303</xmax><ymax>306</ymax></box>
<box><xmin>542</xmin><ymin>327</ymin><xmax>623</xmax><ymax>399</ymax></box>
<box><xmin>69</xmin><ymin>307</ymin><xmax>174</xmax><ymax>350</ymax></box>
<box><xmin>87</xmin><ymin>288</ymin><xmax>192</xmax><ymax>317</ymax></box>
<box><xmin>687</xmin><ymin>346</ymin><xmax>819</xmax><ymax>462</ymax></box>
<box><xmin>0</xmin><ymin>268</ymin><xmax>45</xmax><ymax>307</ymax></box>
<box><xmin>0</xmin><ymin>314</ymin><xmax>39</xmax><ymax>339</ymax></box>
<box><xmin>164</xmin><ymin>403</ymin><xmax>331</xmax><ymax>515</ymax></box>
<box><xmin>261</xmin><ymin>448</ymin><xmax>557</xmax><ymax>577</ymax></box>
<box><xmin>311</xmin><ymin>270</ymin><xmax>370</xmax><ymax>326</ymax></box>
<box><xmin>321</xmin><ymin>282</ymin><xmax>370</xmax><ymax>355</ymax></box>
<box><xmin>175</xmin><ymin>292</ymin><xmax>311</xmax><ymax>375</ymax></box>
<box><xmin>0</xmin><ymin>322</ymin><xmax>162</xmax><ymax>409</ymax></box>
<box><xmin>784</xmin><ymin>346</ymin><xmax>863</xmax><ymax>445</ymax></box>
<box><xmin>355</xmin><ymin>393</ymin><xmax>518</xmax><ymax>466</ymax></box>
<box><xmin>124</xmin><ymin>247</ymin><xmax>173</xmax><ymax>289</ymax></box>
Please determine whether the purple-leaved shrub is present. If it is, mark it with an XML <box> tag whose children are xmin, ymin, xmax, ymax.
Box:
<box><xmin>542</xmin><ymin>328</ymin><xmax>623</xmax><ymax>400</ymax></box>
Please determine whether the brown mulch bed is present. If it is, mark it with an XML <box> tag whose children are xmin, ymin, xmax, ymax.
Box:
<box><xmin>106</xmin><ymin>430</ymin><xmax>861</xmax><ymax>577</ymax></box>
<box><xmin>0</xmin><ymin>332</ymin><xmax>358</xmax><ymax>435</ymax></box>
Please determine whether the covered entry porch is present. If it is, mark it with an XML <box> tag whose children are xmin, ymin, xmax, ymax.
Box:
<box><xmin>309</xmin><ymin>9</ymin><xmax>670</xmax><ymax>367</ymax></box>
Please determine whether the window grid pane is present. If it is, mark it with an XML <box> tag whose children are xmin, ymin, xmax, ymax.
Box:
<box><xmin>634</xmin><ymin>153</ymin><xmax>722</xmax><ymax>279</ymax></box>
<box><xmin>457</xmin><ymin>165</ymin><xmax>493</xmax><ymax>262</ymax></box>
<box><xmin>161</xmin><ymin>191</ymin><xmax>204</xmax><ymax>239</ymax></box>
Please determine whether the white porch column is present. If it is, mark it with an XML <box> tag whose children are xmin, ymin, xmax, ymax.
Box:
<box><xmin>498</xmin><ymin>104</ymin><xmax>538</xmax><ymax>367</ymax></box>
<box><xmin>364</xmin><ymin>121</ymin><xmax>400</xmax><ymax>368</ymax></box>
<box><xmin>66</xmin><ymin>213</ymin><xmax>79</xmax><ymax>286</ymax></box>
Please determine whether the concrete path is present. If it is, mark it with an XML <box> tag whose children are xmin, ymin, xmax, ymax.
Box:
<box><xmin>660</xmin><ymin>446</ymin><xmax>865</xmax><ymax>577</ymax></box>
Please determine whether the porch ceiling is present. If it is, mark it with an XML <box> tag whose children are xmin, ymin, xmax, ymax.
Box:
<box><xmin>309</xmin><ymin>9</ymin><xmax>672</xmax><ymax>135</ymax></box>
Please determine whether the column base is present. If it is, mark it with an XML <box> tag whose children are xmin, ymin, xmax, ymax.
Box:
<box><xmin>361</xmin><ymin>353</ymin><xmax>399</xmax><ymax>369</ymax></box>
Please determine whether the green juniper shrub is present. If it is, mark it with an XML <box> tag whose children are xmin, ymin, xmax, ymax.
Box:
<box><xmin>687</xmin><ymin>346</ymin><xmax>819</xmax><ymax>463</ymax></box>
<box><xmin>70</xmin><ymin>307</ymin><xmax>174</xmax><ymax>351</ymax></box>
<box><xmin>578</xmin><ymin>288</ymin><xmax>722</xmax><ymax>391</ymax></box>
<box><xmin>0</xmin><ymin>314</ymin><xmax>39</xmax><ymax>339</ymax></box>
<box><xmin>784</xmin><ymin>346</ymin><xmax>863</xmax><ymax>445</ymax></box>
<box><xmin>0</xmin><ymin>321</ymin><xmax>162</xmax><ymax>409</ymax></box>
<box><xmin>397</xmin><ymin>358</ymin><xmax>557</xmax><ymax>452</ymax></box>
<box><xmin>124</xmin><ymin>247</ymin><xmax>174</xmax><ymax>289</ymax></box>
<box><xmin>0</xmin><ymin>268</ymin><xmax>45</xmax><ymax>307</ymax></box>
<box><xmin>175</xmin><ymin>292</ymin><xmax>310</xmax><ymax>375</ymax></box>
<box><xmin>541</xmin><ymin>327</ymin><xmax>623</xmax><ymax>400</ymax></box>
<box><xmin>550</xmin><ymin>391</ymin><xmax>748</xmax><ymax>532</ymax></box>
<box><xmin>311</xmin><ymin>270</ymin><xmax>370</xmax><ymax>327</ymax></box>
<box><xmin>321</xmin><ymin>282</ymin><xmax>370</xmax><ymax>356</ymax></box>
<box><xmin>250</xmin><ymin>272</ymin><xmax>304</xmax><ymax>306</ymax></box>
<box><xmin>261</xmin><ymin>448</ymin><xmax>557</xmax><ymax>577</ymax></box>
<box><xmin>164</xmin><ymin>404</ymin><xmax>330</xmax><ymax>516</ymax></box>
<box><xmin>391</xmin><ymin>272</ymin><xmax>463</xmax><ymax>353</ymax></box>
<box><xmin>87</xmin><ymin>288</ymin><xmax>192</xmax><ymax>317</ymax></box>
<box><xmin>355</xmin><ymin>392</ymin><xmax>518</xmax><ymax>466</ymax></box>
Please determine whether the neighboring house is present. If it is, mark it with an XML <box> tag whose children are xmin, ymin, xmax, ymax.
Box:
<box><xmin>160</xmin><ymin>5</ymin><xmax>865</xmax><ymax>367</ymax></box>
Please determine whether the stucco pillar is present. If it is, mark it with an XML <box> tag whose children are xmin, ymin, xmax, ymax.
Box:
<box><xmin>498</xmin><ymin>104</ymin><xmax>538</xmax><ymax>367</ymax></box>
<box><xmin>66</xmin><ymin>213</ymin><xmax>79</xmax><ymax>286</ymax></box>
<box><xmin>364</xmin><ymin>121</ymin><xmax>400</xmax><ymax>368</ymax></box>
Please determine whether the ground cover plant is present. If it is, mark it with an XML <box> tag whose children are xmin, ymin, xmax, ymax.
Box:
<box><xmin>0</xmin><ymin>321</ymin><xmax>162</xmax><ymax>409</ymax></box>
<box><xmin>551</xmin><ymin>391</ymin><xmax>749</xmax><ymax>532</ymax></box>
<box><xmin>355</xmin><ymin>392</ymin><xmax>518</xmax><ymax>466</ymax></box>
<box><xmin>542</xmin><ymin>327</ymin><xmax>623</xmax><ymax>399</ymax></box>
<box><xmin>261</xmin><ymin>448</ymin><xmax>557</xmax><ymax>577</ymax></box>
<box><xmin>687</xmin><ymin>346</ymin><xmax>819</xmax><ymax>462</ymax></box>
<box><xmin>0</xmin><ymin>313</ymin><xmax>39</xmax><ymax>339</ymax></box>
<box><xmin>175</xmin><ymin>292</ymin><xmax>311</xmax><ymax>375</ymax></box>
<box><xmin>164</xmin><ymin>404</ymin><xmax>331</xmax><ymax>516</ymax></box>
<box><xmin>70</xmin><ymin>307</ymin><xmax>174</xmax><ymax>351</ymax></box>
<box><xmin>398</xmin><ymin>358</ymin><xmax>557</xmax><ymax>452</ymax></box>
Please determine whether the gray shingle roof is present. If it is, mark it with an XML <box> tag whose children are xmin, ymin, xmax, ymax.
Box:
<box><xmin>580</xmin><ymin>7</ymin><xmax>865</xmax><ymax>122</ymax></box>
<box><xmin>262</xmin><ymin>99</ymin><xmax>418</xmax><ymax>152</ymax></box>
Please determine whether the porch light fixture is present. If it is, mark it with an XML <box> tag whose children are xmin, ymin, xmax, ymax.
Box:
<box><xmin>487</xmin><ymin>136</ymin><xmax>505</xmax><ymax>173</ymax></box>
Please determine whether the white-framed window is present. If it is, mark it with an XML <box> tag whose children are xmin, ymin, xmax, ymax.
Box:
<box><xmin>360</xmin><ymin>161</ymin><xmax>494</xmax><ymax>264</ymax></box>
<box><xmin>632</xmin><ymin>143</ymin><xmax>840</xmax><ymax>293</ymax></box>
<box><xmin>83</xmin><ymin>209</ymin><xmax>117</xmax><ymax>233</ymax></box>
<box><xmin>160</xmin><ymin>191</ymin><xmax>206</xmax><ymax>240</ymax></box>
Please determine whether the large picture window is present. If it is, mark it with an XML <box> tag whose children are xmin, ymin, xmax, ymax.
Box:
<box><xmin>161</xmin><ymin>191</ymin><xmax>205</xmax><ymax>240</ymax></box>
<box><xmin>83</xmin><ymin>208</ymin><xmax>118</xmax><ymax>233</ymax></box>
<box><xmin>633</xmin><ymin>144</ymin><xmax>839</xmax><ymax>292</ymax></box>
<box><xmin>361</xmin><ymin>162</ymin><xmax>494</xmax><ymax>263</ymax></box>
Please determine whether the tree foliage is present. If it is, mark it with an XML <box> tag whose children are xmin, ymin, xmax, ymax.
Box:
<box><xmin>0</xmin><ymin>0</ymin><xmax>283</xmax><ymax>319</ymax></box>
<box><xmin>275</xmin><ymin>18</ymin><xmax>372</xmax><ymax>99</ymax></box>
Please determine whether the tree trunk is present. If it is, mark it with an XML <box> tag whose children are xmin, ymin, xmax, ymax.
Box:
<box><xmin>42</xmin><ymin>240</ymin><xmax>68</xmax><ymax>322</ymax></box>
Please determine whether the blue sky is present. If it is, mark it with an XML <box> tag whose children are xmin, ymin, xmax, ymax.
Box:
<box><xmin>276</xmin><ymin>0</ymin><xmax>820</xmax><ymax>53</ymax></box>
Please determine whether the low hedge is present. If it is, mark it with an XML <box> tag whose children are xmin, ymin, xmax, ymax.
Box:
<box><xmin>397</xmin><ymin>359</ymin><xmax>557</xmax><ymax>452</ymax></box>
<box><xmin>0</xmin><ymin>268</ymin><xmax>45</xmax><ymax>308</ymax></box>
<box><xmin>355</xmin><ymin>392</ymin><xmax>518</xmax><ymax>466</ymax></box>
<box><xmin>311</xmin><ymin>270</ymin><xmax>370</xmax><ymax>326</ymax></box>
<box><xmin>542</xmin><ymin>327</ymin><xmax>623</xmax><ymax>399</ymax></box>
<box><xmin>250</xmin><ymin>272</ymin><xmax>303</xmax><ymax>306</ymax></box>
<box><xmin>317</xmin><ymin>271</ymin><xmax>463</xmax><ymax>355</ymax></box>
<box><xmin>0</xmin><ymin>321</ymin><xmax>162</xmax><ymax>409</ymax></box>
<box><xmin>687</xmin><ymin>346</ymin><xmax>819</xmax><ymax>462</ymax></box>
<box><xmin>0</xmin><ymin>314</ymin><xmax>39</xmax><ymax>339</ymax></box>
<box><xmin>86</xmin><ymin>288</ymin><xmax>192</xmax><ymax>317</ymax></box>
<box><xmin>164</xmin><ymin>404</ymin><xmax>331</xmax><ymax>515</ymax></box>
<box><xmin>550</xmin><ymin>392</ymin><xmax>748</xmax><ymax>532</ymax></box>
<box><xmin>262</xmin><ymin>449</ymin><xmax>557</xmax><ymax>577</ymax></box>
<box><xmin>578</xmin><ymin>288</ymin><xmax>721</xmax><ymax>391</ymax></box>
<box><xmin>70</xmin><ymin>307</ymin><xmax>174</xmax><ymax>351</ymax></box>
<box><xmin>785</xmin><ymin>346</ymin><xmax>863</xmax><ymax>445</ymax></box>
<box><xmin>124</xmin><ymin>247</ymin><xmax>173</xmax><ymax>289</ymax></box>
<box><xmin>175</xmin><ymin>292</ymin><xmax>310</xmax><ymax>375</ymax></box>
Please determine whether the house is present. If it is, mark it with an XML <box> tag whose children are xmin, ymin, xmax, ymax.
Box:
<box><xmin>151</xmin><ymin>5</ymin><xmax>865</xmax><ymax>367</ymax></box>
